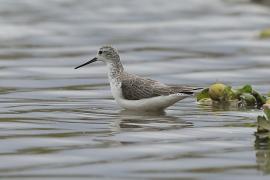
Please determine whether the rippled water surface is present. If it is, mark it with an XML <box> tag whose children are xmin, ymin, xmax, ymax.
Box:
<box><xmin>1</xmin><ymin>0</ymin><xmax>270</xmax><ymax>179</ymax></box>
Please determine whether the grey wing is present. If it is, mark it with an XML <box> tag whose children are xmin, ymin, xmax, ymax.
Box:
<box><xmin>121</xmin><ymin>77</ymin><xmax>162</xmax><ymax>100</ymax></box>
<box><xmin>120</xmin><ymin>74</ymin><xmax>199</xmax><ymax>100</ymax></box>
<box><xmin>121</xmin><ymin>74</ymin><xmax>203</xmax><ymax>100</ymax></box>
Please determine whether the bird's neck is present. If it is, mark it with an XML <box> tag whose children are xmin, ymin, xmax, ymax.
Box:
<box><xmin>107</xmin><ymin>61</ymin><xmax>124</xmax><ymax>84</ymax></box>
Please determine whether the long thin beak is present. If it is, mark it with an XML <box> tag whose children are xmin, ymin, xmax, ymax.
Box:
<box><xmin>74</xmin><ymin>57</ymin><xmax>98</xmax><ymax>69</ymax></box>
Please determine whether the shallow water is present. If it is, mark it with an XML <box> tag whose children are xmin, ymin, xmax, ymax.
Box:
<box><xmin>1</xmin><ymin>0</ymin><xmax>270</xmax><ymax>179</ymax></box>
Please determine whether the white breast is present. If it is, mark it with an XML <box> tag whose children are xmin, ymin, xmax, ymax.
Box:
<box><xmin>110</xmin><ymin>81</ymin><xmax>123</xmax><ymax>101</ymax></box>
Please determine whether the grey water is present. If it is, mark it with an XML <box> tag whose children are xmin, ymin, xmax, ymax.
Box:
<box><xmin>1</xmin><ymin>0</ymin><xmax>270</xmax><ymax>179</ymax></box>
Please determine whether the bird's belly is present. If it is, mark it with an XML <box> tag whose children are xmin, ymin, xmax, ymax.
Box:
<box><xmin>117</xmin><ymin>94</ymin><xmax>187</xmax><ymax>111</ymax></box>
<box><xmin>109</xmin><ymin>82</ymin><xmax>188</xmax><ymax>111</ymax></box>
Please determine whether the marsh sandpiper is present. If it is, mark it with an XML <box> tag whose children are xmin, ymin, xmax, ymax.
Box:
<box><xmin>75</xmin><ymin>45</ymin><xmax>201</xmax><ymax>111</ymax></box>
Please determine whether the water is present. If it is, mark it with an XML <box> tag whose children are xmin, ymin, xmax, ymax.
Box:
<box><xmin>1</xmin><ymin>0</ymin><xmax>270</xmax><ymax>179</ymax></box>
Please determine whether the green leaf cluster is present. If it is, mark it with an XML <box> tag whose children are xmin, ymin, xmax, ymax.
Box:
<box><xmin>257</xmin><ymin>108</ymin><xmax>270</xmax><ymax>133</ymax></box>
<box><xmin>197</xmin><ymin>84</ymin><xmax>267</xmax><ymax>108</ymax></box>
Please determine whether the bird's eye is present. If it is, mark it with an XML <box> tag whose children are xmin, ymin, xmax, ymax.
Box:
<box><xmin>98</xmin><ymin>50</ymin><xmax>103</xmax><ymax>55</ymax></box>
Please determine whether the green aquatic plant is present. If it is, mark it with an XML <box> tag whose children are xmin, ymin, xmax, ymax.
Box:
<box><xmin>197</xmin><ymin>83</ymin><xmax>266</xmax><ymax>108</ymax></box>
<box><xmin>257</xmin><ymin>107</ymin><xmax>270</xmax><ymax>133</ymax></box>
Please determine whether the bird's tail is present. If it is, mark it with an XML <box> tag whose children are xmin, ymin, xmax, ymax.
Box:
<box><xmin>179</xmin><ymin>87</ymin><xmax>203</xmax><ymax>96</ymax></box>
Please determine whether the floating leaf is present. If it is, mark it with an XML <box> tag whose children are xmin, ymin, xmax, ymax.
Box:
<box><xmin>257</xmin><ymin>115</ymin><xmax>270</xmax><ymax>132</ymax></box>
<box><xmin>252</xmin><ymin>90</ymin><xmax>267</xmax><ymax>107</ymax></box>
<box><xmin>196</xmin><ymin>88</ymin><xmax>210</xmax><ymax>101</ymax></box>
<box><xmin>264</xmin><ymin>107</ymin><xmax>270</xmax><ymax>120</ymax></box>
<box><xmin>259</xmin><ymin>28</ymin><xmax>270</xmax><ymax>39</ymax></box>
<box><xmin>240</xmin><ymin>93</ymin><xmax>257</xmax><ymax>107</ymax></box>
<box><xmin>198</xmin><ymin>98</ymin><xmax>212</xmax><ymax>106</ymax></box>
<box><xmin>223</xmin><ymin>86</ymin><xmax>236</xmax><ymax>102</ymax></box>
<box><xmin>236</xmin><ymin>84</ymin><xmax>253</xmax><ymax>96</ymax></box>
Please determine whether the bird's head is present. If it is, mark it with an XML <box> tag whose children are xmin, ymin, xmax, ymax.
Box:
<box><xmin>75</xmin><ymin>45</ymin><xmax>120</xmax><ymax>69</ymax></box>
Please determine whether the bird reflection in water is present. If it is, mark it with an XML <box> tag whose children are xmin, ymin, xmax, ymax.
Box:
<box><xmin>110</xmin><ymin>110</ymin><xmax>193</xmax><ymax>133</ymax></box>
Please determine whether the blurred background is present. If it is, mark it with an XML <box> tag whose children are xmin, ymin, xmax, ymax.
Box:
<box><xmin>1</xmin><ymin>0</ymin><xmax>270</xmax><ymax>179</ymax></box>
